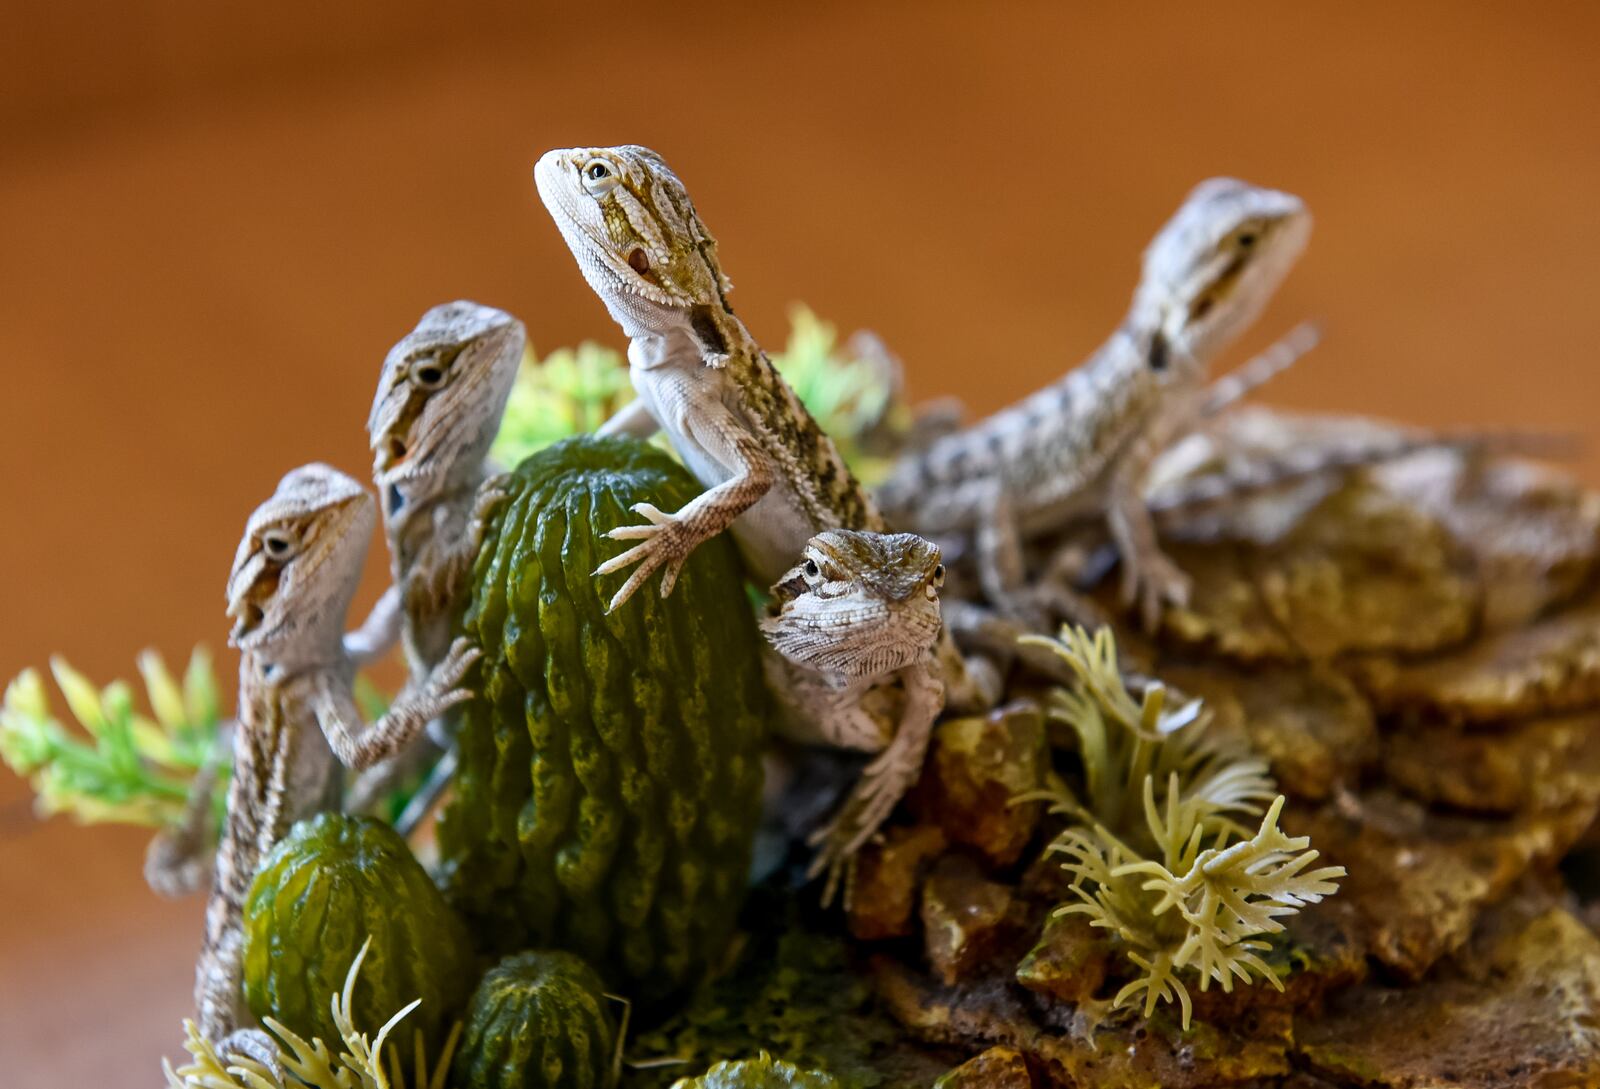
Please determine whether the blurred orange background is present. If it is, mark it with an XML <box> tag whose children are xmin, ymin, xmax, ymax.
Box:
<box><xmin>2</xmin><ymin>3</ymin><xmax>1598</xmax><ymax>1083</ymax></box>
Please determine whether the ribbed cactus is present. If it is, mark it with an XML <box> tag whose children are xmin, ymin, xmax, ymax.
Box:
<box><xmin>435</xmin><ymin>436</ymin><xmax>768</xmax><ymax>1005</ymax></box>
<box><xmin>451</xmin><ymin>950</ymin><xmax>618</xmax><ymax>1089</ymax></box>
<box><xmin>242</xmin><ymin>813</ymin><xmax>475</xmax><ymax>1054</ymax></box>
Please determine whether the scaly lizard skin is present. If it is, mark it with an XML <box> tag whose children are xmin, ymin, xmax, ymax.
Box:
<box><xmin>193</xmin><ymin>465</ymin><xmax>478</xmax><ymax>1066</ymax></box>
<box><xmin>875</xmin><ymin>178</ymin><xmax>1312</xmax><ymax>628</ymax></box>
<box><xmin>534</xmin><ymin>143</ymin><xmax>996</xmax><ymax>711</ymax></box>
<box><xmin>341</xmin><ymin>301</ymin><xmax>524</xmax><ymax>808</ymax></box>
<box><xmin>761</xmin><ymin>529</ymin><xmax>946</xmax><ymax>901</ymax></box>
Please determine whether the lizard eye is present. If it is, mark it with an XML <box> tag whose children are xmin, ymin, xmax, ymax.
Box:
<box><xmin>261</xmin><ymin>529</ymin><xmax>299</xmax><ymax>561</ymax></box>
<box><xmin>581</xmin><ymin>158</ymin><xmax>621</xmax><ymax>197</ymax></box>
<box><xmin>409</xmin><ymin>355</ymin><xmax>447</xmax><ymax>389</ymax></box>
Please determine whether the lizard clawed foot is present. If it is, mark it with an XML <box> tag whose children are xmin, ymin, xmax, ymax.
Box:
<box><xmin>419</xmin><ymin>637</ymin><xmax>482</xmax><ymax>715</ymax></box>
<box><xmin>805</xmin><ymin>744</ymin><xmax>915</xmax><ymax>906</ymax></box>
<box><xmin>467</xmin><ymin>471</ymin><xmax>516</xmax><ymax>551</ymax></box>
<box><xmin>216</xmin><ymin>1027</ymin><xmax>282</xmax><ymax>1078</ymax></box>
<box><xmin>594</xmin><ymin>503</ymin><xmax>698</xmax><ymax>612</ymax></box>
<box><xmin>1120</xmin><ymin>546</ymin><xmax>1192</xmax><ymax>632</ymax></box>
<box><xmin>144</xmin><ymin>826</ymin><xmax>212</xmax><ymax>898</ymax></box>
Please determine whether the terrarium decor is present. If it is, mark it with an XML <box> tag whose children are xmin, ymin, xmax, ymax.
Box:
<box><xmin>7</xmin><ymin>143</ymin><xmax>1600</xmax><ymax>1089</ymax></box>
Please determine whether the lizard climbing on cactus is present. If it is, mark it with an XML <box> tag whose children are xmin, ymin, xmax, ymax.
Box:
<box><xmin>179</xmin><ymin>465</ymin><xmax>478</xmax><ymax>1067</ymax></box>
<box><xmin>534</xmin><ymin>143</ymin><xmax>999</xmax><ymax>880</ymax></box>
<box><xmin>760</xmin><ymin>528</ymin><xmax>949</xmax><ymax>901</ymax></box>
<box><xmin>341</xmin><ymin>301</ymin><xmax>524</xmax><ymax>811</ymax></box>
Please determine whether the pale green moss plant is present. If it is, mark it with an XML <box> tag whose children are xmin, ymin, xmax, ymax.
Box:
<box><xmin>163</xmin><ymin>937</ymin><xmax>459</xmax><ymax>1089</ymax></box>
<box><xmin>0</xmin><ymin>648</ymin><xmax>222</xmax><ymax>829</ymax></box>
<box><xmin>1019</xmin><ymin>626</ymin><xmax>1345</xmax><ymax>1028</ymax></box>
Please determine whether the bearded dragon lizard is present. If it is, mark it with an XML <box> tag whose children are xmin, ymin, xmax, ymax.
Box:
<box><xmin>761</xmin><ymin>529</ymin><xmax>947</xmax><ymax>899</ymax></box>
<box><xmin>533</xmin><ymin>143</ymin><xmax>997</xmax><ymax>713</ymax></box>
<box><xmin>341</xmin><ymin>301</ymin><xmax>524</xmax><ymax>811</ymax></box>
<box><xmin>192</xmin><ymin>464</ymin><xmax>478</xmax><ymax>1065</ymax></box>
<box><xmin>875</xmin><ymin>177</ymin><xmax>1313</xmax><ymax>629</ymax></box>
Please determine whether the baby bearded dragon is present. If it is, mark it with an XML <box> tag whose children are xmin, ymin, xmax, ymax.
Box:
<box><xmin>342</xmin><ymin>302</ymin><xmax>524</xmax><ymax>807</ymax></box>
<box><xmin>875</xmin><ymin>178</ymin><xmax>1312</xmax><ymax>628</ymax></box>
<box><xmin>533</xmin><ymin>144</ymin><xmax>880</xmax><ymax>606</ymax></box>
<box><xmin>195</xmin><ymin>465</ymin><xmax>478</xmax><ymax>1065</ymax></box>
<box><xmin>534</xmin><ymin>143</ymin><xmax>996</xmax><ymax>712</ymax></box>
<box><xmin>761</xmin><ymin>529</ymin><xmax>947</xmax><ymax>901</ymax></box>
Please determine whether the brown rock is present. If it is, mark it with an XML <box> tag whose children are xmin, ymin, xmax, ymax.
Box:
<box><xmin>934</xmin><ymin>1046</ymin><xmax>1035</xmax><ymax>1089</ymax></box>
<box><xmin>1286</xmin><ymin>790</ymin><xmax>1596</xmax><ymax>979</ymax></box>
<box><xmin>1255</xmin><ymin>482</ymin><xmax>1481</xmax><ymax>660</ymax></box>
<box><xmin>1159</xmin><ymin>481</ymin><xmax>1481</xmax><ymax>664</ymax></box>
<box><xmin>1377</xmin><ymin>448</ymin><xmax>1600</xmax><ymax>630</ymax></box>
<box><xmin>1357</xmin><ymin>596</ymin><xmax>1600</xmax><ymax>724</ymax></box>
<box><xmin>1163</xmin><ymin>664</ymin><xmax>1376</xmax><ymax>800</ymax></box>
<box><xmin>1187</xmin><ymin>897</ymin><xmax>1368</xmax><ymax>1023</ymax></box>
<box><xmin>847</xmin><ymin>823</ymin><xmax>947</xmax><ymax>941</ymax></box>
<box><xmin>909</xmin><ymin>703</ymin><xmax>1049</xmax><ymax>868</ymax></box>
<box><xmin>1014</xmin><ymin>911</ymin><xmax>1113</xmax><ymax>1005</ymax></box>
<box><xmin>1297</xmin><ymin>903</ymin><xmax>1600</xmax><ymax>1089</ymax></box>
<box><xmin>1156</xmin><ymin>542</ymin><xmax>1297</xmax><ymax>662</ymax></box>
<box><xmin>922</xmin><ymin>856</ymin><xmax>1026</xmax><ymax>985</ymax></box>
<box><xmin>1384</xmin><ymin>710</ymin><xmax>1600</xmax><ymax>814</ymax></box>
<box><xmin>873</xmin><ymin>957</ymin><xmax>1293</xmax><ymax>1089</ymax></box>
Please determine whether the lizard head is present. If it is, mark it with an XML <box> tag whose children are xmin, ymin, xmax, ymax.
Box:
<box><xmin>226</xmin><ymin>464</ymin><xmax>375</xmax><ymax>658</ymax></box>
<box><xmin>1134</xmin><ymin>177</ymin><xmax>1311</xmax><ymax>370</ymax></box>
<box><xmin>761</xmin><ymin>530</ymin><xmax>946</xmax><ymax>682</ymax></box>
<box><xmin>534</xmin><ymin>145</ymin><xmax>733</xmax><ymax>317</ymax></box>
<box><xmin>368</xmin><ymin>301</ymin><xmax>524</xmax><ymax>524</ymax></box>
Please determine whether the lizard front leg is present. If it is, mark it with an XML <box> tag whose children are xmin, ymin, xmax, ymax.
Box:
<box><xmin>312</xmin><ymin>639</ymin><xmax>480</xmax><ymax>771</ymax></box>
<box><xmin>595</xmin><ymin>403</ymin><xmax>775</xmax><ymax>611</ymax></box>
<box><xmin>144</xmin><ymin>742</ymin><xmax>227</xmax><ymax>898</ymax></box>
<box><xmin>807</xmin><ymin>655</ymin><xmax>945</xmax><ymax>905</ymax></box>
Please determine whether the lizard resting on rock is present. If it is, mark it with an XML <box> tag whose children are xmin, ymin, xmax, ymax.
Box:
<box><xmin>533</xmin><ymin>143</ymin><xmax>999</xmax><ymax>722</ymax></box>
<box><xmin>190</xmin><ymin>464</ymin><xmax>478</xmax><ymax>1067</ymax></box>
<box><xmin>342</xmin><ymin>301</ymin><xmax>524</xmax><ymax>811</ymax></box>
<box><xmin>875</xmin><ymin>177</ymin><xmax>1313</xmax><ymax>629</ymax></box>
<box><xmin>761</xmin><ymin>528</ymin><xmax>948</xmax><ymax>900</ymax></box>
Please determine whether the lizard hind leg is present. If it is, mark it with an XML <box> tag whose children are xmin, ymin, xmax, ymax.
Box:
<box><xmin>1107</xmin><ymin>484</ymin><xmax>1192</xmax><ymax>632</ymax></box>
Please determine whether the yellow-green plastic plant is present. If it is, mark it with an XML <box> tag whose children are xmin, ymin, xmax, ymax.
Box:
<box><xmin>489</xmin><ymin>306</ymin><xmax>908</xmax><ymax>486</ymax></box>
<box><xmin>1</xmin><ymin>649</ymin><xmax>392</xmax><ymax>836</ymax></box>
<box><xmin>163</xmin><ymin>937</ymin><xmax>459</xmax><ymax>1089</ymax></box>
<box><xmin>0</xmin><ymin>648</ymin><xmax>222</xmax><ymax>829</ymax></box>
<box><xmin>1020</xmin><ymin>626</ymin><xmax>1345</xmax><ymax>1028</ymax></box>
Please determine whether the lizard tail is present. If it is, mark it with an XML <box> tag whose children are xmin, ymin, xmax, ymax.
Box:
<box><xmin>1148</xmin><ymin>426</ymin><xmax>1578</xmax><ymax>518</ymax></box>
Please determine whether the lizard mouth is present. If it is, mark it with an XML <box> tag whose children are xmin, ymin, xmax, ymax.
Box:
<box><xmin>230</xmin><ymin>602</ymin><xmax>265</xmax><ymax>644</ymax></box>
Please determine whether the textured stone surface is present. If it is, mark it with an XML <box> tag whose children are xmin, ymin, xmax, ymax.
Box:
<box><xmin>1014</xmin><ymin>911</ymin><xmax>1112</xmax><ymax>1005</ymax></box>
<box><xmin>1164</xmin><ymin>664</ymin><xmax>1376</xmax><ymax>800</ymax></box>
<box><xmin>921</xmin><ymin>856</ymin><xmax>1027</xmax><ymax>986</ymax></box>
<box><xmin>1297</xmin><ymin>902</ymin><xmax>1600</xmax><ymax>1089</ymax></box>
<box><xmin>1357</xmin><ymin>596</ymin><xmax>1600</xmax><ymax>724</ymax></box>
<box><xmin>1377</xmin><ymin>447</ymin><xmax>1600</xmax><ymax>630</ymax></box>
<box><xmin>1384</xmin><ymin>711</ymin><xmax>1600</xmax><ymax>814</ymax></box>
<box><xmin>847</xmin><ymin>823</ymin><xmax>947</xmax><ymax>942</ymax></box>
<box><xmin>1286</xmin><ymin>790</ymin><xmax>1596</xmax><ymax>979</ymax></box>
<box><xmin>1160</xmin><ymin>481</ymin><xmax>1481</xmax><ymax>663</ymax></box>
<box><xmin>934</xmin><ymin>1046</ymin><xmax>1035</xmax><ymax>1089</ymax></box>
<box><xmin>909</xmin><ymin>702</ymin><xmax>1048</xmax><ymax>867</ymax></box>
<box><xmin>874</xmin><ymin>958</ymin><xmax>1293</xmax><ymax>1089</ymax></box>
